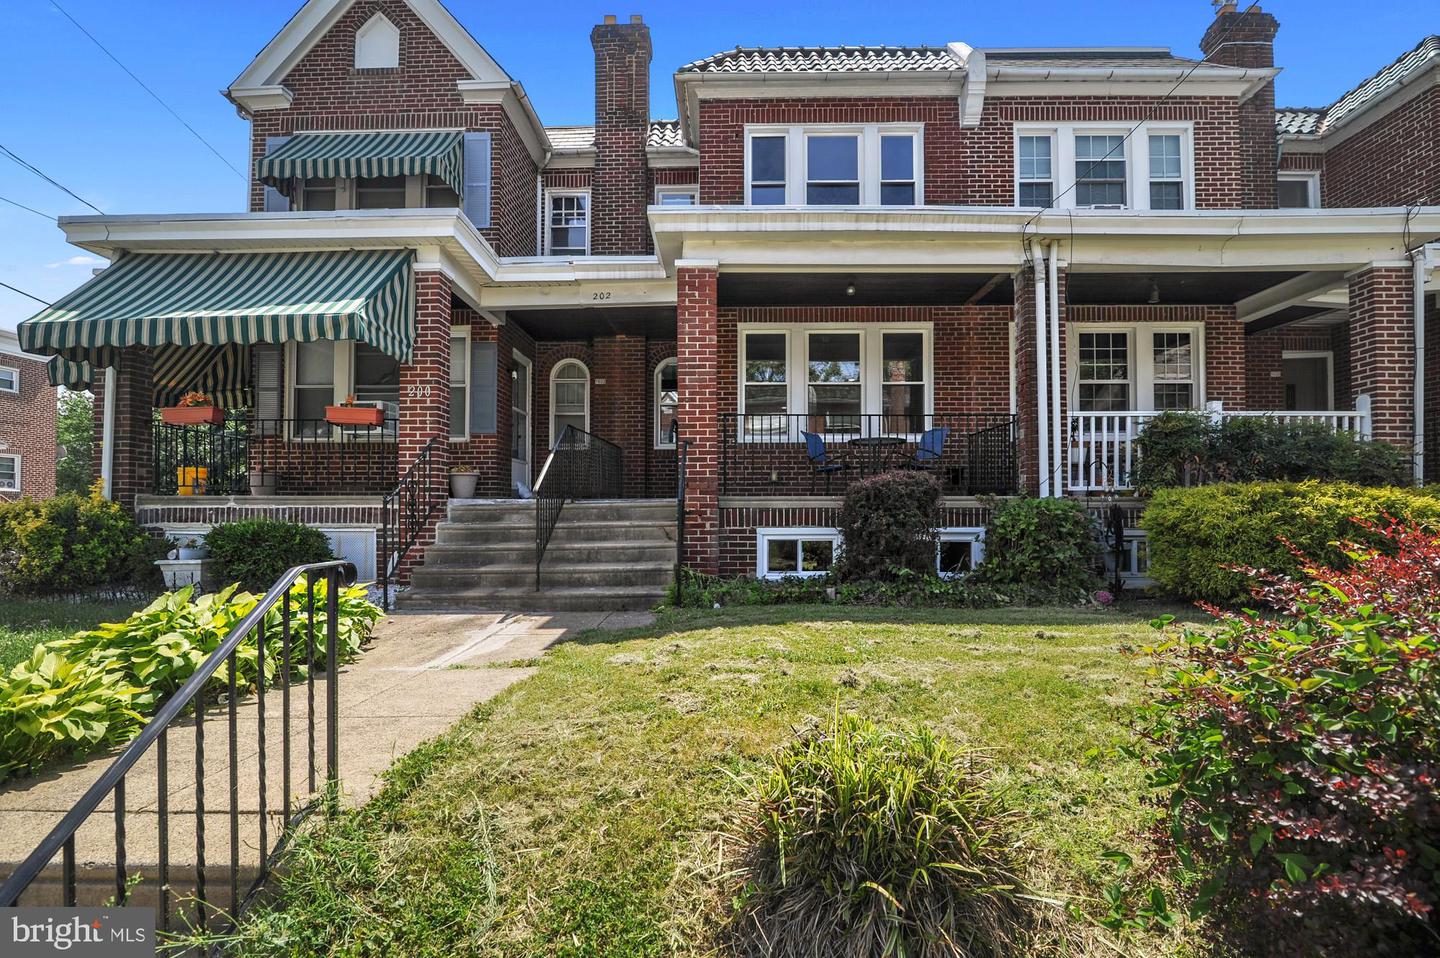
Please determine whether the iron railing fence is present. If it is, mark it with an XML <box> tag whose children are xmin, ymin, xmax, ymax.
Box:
<box><xmin>152</xmin><ymin>413</ymin><xmax>398</xmax><ymax>496</ymax></box>
<box><xmin>379</xmin><ymin>436</ymin><xmax>445</xmax><ymax>610</ymax></box>
<box><xmin>533</xmin><ymin>426</ymin><xmax>623</xmax><ymax>590</ymax></box>
<box><xmin>0</xmin><ymin>561</ymin><xmax>357</xmax><ymax>940</ymax></box>
<box><xmin>718</xmin><ymin>412</ymin><xmax>1019</xmax><ymax>496</ymax></box>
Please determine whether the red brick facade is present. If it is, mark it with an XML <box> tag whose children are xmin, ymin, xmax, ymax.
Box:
<box><xmin>677</xmin><ymin>265</ymin><xmax>720</xmax><ymax>572</ymax></box>
<box><xmin>1319</xmin><ymin>87</ymin><xmax>1440</xmax><ymax>209</ymax></box>
<box><xmin>1347</xmin><ymin>265</ymin><xmax>1417</xmax><ymax>446</ymax></box>
<box><xmin>1200</xmin><ymin>6</ymin><xmax>1280</xmax><ymax>209</ymax></box>
<box><xmin>0</xmin><ymin>348</ymin><xmax>57</xmax><ymax>501</ymax></box>
<box><xmin>590</xmin><ymin>18</ymin><xmax>653</xmax><ymax>256</ymax></box>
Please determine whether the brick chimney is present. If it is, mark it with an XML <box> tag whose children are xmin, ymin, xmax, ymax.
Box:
<box><xmin>590</xmin><ymin>14</ymin><xmax>652</xmax><ymax>255</ymax></box>
<box><xmin>1201</xmin><ymin>2</ymin><xmax>1281</xmax><ymax>208</ymax></box>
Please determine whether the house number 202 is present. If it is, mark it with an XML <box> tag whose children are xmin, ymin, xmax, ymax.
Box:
<box><xmin>592</xmin><ymin>291</ymin><xmax>612</xmax><ymax>301</ymax></box>
<box><xmin>407</xmin><ymin>384</ymin><xmax>432</xmax><ymax>398</ymax></box>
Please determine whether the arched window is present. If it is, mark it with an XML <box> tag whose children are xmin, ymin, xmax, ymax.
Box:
<box><xmin>354</xmin><ymin>13</ymin><xmax>400</xmax><ymax>70</ymax></box>
<box><xmin>654</xmin><ymin>358</ymin><xmax>678</xmax><ymax>448</ymax></box>
<box><xmin>550</xmin><ymin>359</ymin><xmax>590</xmax><ymax>441</ymax></box>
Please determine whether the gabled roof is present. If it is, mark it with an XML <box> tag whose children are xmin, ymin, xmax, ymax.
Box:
<box><xmin>1277</xmin><ymin>35</ymin><xmax>1440</xmax><ymax>139</ymax></box>
<box><xmin>678</xmin><ymin>46</ymin><xmax>961</xmax><ymax>75</ymax></box>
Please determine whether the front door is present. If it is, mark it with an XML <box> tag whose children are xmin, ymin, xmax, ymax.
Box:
<box><xmin>1282</xmin><ymin>354</ymin><xmax>1332</xmax><ymax>410</ymax></box>
<box><xmin>511</xmin><ymin>353</ymin><xmax>533</xmax><ymax>494</ymax></box>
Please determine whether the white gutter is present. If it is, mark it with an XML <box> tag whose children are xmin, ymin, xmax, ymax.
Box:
<box><xmin>1029</xmin><ymin>239</ymin><xmax>1051</xmax><ymax>497</ymax></box>
<box><xmin>1413</xmin><ymin>246</ymin><xmax>1429</xmax><ymax>484</ymax></box>
<box><xmin>1047</xmin><ymin>240</ymin><xmax>1062</xmax><ymax>497</ymax></box>
<box><xmin>100</xmin><ymin>368</ymin><xmax>116</xmax><ymax>500</ymax></box>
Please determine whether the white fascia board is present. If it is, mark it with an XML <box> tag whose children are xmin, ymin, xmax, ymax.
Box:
<box><xmin>490</xmin><ymin>256</ymin><xmax>668</xmax><ymax>284</ymax></box>
<box><xmin>456</xmin><ymin>80</ymin><xmax>551</xmax><ymax>161</ymax></box>
<box><xmin>227</xmin><ymin>85</ymin><xmax>295</xmax><ymax>113</ymax></box>
<box><xmin>228</xmin><ymin>0</ymin><xmax>355</xmax><ymax>91</ymax></box>
<box><xmin>986</xmin><ymin>67</ymin><xmax>1277</xmax><ymax>101</ymax></box>
<box><xmin>646</xmin><ymin>147</ymin><xmax>700</xmax><ymax>168</ymax></box>
<box><xmin>477</xmin><ymin>278</ymin><xmax>677</xmax><ymax>310</ymax></box>
<box><xmin>544</xmin><ymin>151</ymin><xmax>595</xmax><ymax>170</ymax></box>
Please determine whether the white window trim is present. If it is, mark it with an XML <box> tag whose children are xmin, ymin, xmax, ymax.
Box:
<box><xmin>0</xmin><ymin>453</ymin><xmax>19</xmax><ymax>492</ymax></box>
<box><xmin>545</xmin><ymin>189</ymin><xmax>591</xmax><ymax>256</ymax></box>
<box><xmin>550</xmin><ymin>358</ymin><xmax>591</xmax><ymax>440</ymax></box>
<box><xmin>937</xmin><ymin>527</ymin><xmax>986</xmax><ymax>579</ymax></box>
<box><xmin>737</xmin><ymin>323</ymin><xmax>934</xmax><ymax>439</ymax></box>
<box><xmin>0</xmin><ymin>365</ymin><xmax>18</xmax><ymax>394</ymax></box>
<box><xmin>1104</xmin><ymin>528</ymin><xmax>1153</xmax><ymax>587</ymax></box>
<box><xmin>755</xmin><ymin>526</ymin><xmax>842</xmax><ymax>579</ymax></box>
<box><xmin>744</xmin><ymin>124</ymin><xmax>925</xmax><ymax>206</ymax></box>
<box><xmin>1277</xmin><ymin>170</ymin><xmax>1321</xmax><ymax>209</ymax></box>
<box><xmin>448</xmin><ymin>325</ymin><xmax>471</xmax><ymax>440</ymax></box>
<box><xmin>654</xmin><ymin>357</ymin><xmax>678</xmax><ymax>449</ymax></box>
<box><xmin>1016</xmin><ymin>133</ymin><xmax>1055</xmax><ymax>208</ymax></box>
<box><xmin>1067</xmin><ymin>322</ymin><xmax>1206</xmax><ymax>413</ymax></box>
<box><xmin>654</xmin><ymin>185</ymin><xmax>698</xmax><ymax>206</ymax></box>
<box><xmin>1280</xmin><ymin>349</ymin><xmax>1335</xmax><ymax>409</ymax></box>
<box><xmin>1013</xmin><ymin>122</ymin><xmax>1195</xmax><ymax>211</ymax></box>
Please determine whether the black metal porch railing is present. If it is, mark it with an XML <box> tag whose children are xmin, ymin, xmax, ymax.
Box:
<box><xmin>153</xmin><ymin>413</ymin><xmax>398</xmax><ymax>496</ymax></box>
<box><xmin>379</xmin><ymin>436</ymin><xmax>445</xmax><ymax>611</ymax></box>
<box><xmin>719</xmin><ymin>412</ymin><xmax>1020</xmax><ymax>496</ymax></box>
<box><xmin>0</xmin><ymin>560</ymin><xmax>356</xmax><ymax>938</ymax></box>
<box><xmin>533</xmin><ymin>425</ymin><xmax>623</xmax><ymax>590</ymax></box>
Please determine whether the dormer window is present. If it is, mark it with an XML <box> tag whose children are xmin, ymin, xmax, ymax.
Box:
<box><xmin>745</xmin><ymin>125</ymin><xmax>924</xmax><ymax>206</ymax></box>
<box><xmin>355</xmin><ymin>13</ymin><xmax>400</xmax><ymax>70</ymax></box>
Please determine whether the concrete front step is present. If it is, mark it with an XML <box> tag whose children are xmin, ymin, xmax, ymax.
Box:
<box><xmin>433</xmin><ymin>519</ymin><xmax>676</xmax><ymax>546</ymax></box>
<box><xmin>398</xmin><ymin>585</ymin><xmax>668</xmax><ymax>613</ymax></box>
<box><xmin>423</xmin><ymin>539</ymin><xmax>678</xmax><ymax>566</ymax></box>
<box><xmin>411</xmin><ymin>560</ymin><xmax>674</xmax><ymax>590</ymax></box>
<box><xmin>446</xmin><ymin>499</ymin><xmax>676</xmax><ymax>524</ymax></box>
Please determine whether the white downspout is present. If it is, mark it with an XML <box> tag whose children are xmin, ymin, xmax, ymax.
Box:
<box><xmin>1029</xmin><ymin>240</ymin><xmax>1050</xmax><ymax>497</ymax></box>
<box><xmin>1413</xmin><ymin>247</ymin><xmax>1428</xmax><ymax>485</ymax></box>
<box><xmin>100</xmin><ymin>367</ymin><xmax>116</xmax><ymax>500</ymax></box>
<box><xmin>1047</xmin><ymin>240</ymin><xmax>1062</xmax><ymax>497</ymax></box>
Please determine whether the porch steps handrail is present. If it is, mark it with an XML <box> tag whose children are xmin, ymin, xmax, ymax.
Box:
<box><xmin>380</xmin><ymin>435</ymin><xmax>445</xmax><ymax>610</ymax></box>
<box><xmin>0</xmin><ymin>560</ymin><xmax>356</xmax><ymax>935</ymax></box>
<box><xmin>1066</xmin><ymin>399</ymin><xmax>1372</xmax><ymax>493</ymax></box>
<box><xmin>533</xmin><ymin>425</ymin><xmax>624</xmax><ymax>591</ymax></box>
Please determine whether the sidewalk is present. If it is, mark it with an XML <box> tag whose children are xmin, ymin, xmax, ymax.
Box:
<box><xmin>0</xmin><ymin>608</ymin><xmax>651</xmax><ymax>909</ymax></box>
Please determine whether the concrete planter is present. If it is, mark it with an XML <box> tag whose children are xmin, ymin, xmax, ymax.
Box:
<box><xmin>156</xmin><ymin>558</ymin><xmax>217</xmax><ymax>592</ymax></box>
<box><xmin>249</xmin><ymin>470</ymin><xmax>278</xmax><ymax>496</ymax></box>
<box><xmin>449</xmin><ymin>472</ymin><xmax>479</xmax><ymax>498</ymax></box>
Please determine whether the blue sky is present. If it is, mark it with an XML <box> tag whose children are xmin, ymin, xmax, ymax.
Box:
<box><xmin>0</xmin><ymin>0</ymin><xmax>1425</xmax><ymax>331</ymax></box>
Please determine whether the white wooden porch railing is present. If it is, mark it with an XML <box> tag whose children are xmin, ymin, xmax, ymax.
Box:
<box><xmin>1065</xmin><ymin>396</ymin><xmax>1372</xmax><ymax>493</ymax></box>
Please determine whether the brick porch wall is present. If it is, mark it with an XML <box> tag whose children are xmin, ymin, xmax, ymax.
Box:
<box><xmin>1348</xmin><ymin>265</ymin><xmax>1416</xmax><ymax>447</ymax></box>
<box><xmin>677</xmin><ymin>265</ymin><xmax>720</xmax><ymax>572</ymax></box>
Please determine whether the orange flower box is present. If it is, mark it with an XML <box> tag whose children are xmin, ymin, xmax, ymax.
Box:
<box><xmin>161</xmin><ymin>406</ymin><xmax>224</xmax><ymax>427</ymax></box>
<box><xmin>324</xmin><ymin>405</ymin><xmax>384</xmax><ymax>427</ymax></box>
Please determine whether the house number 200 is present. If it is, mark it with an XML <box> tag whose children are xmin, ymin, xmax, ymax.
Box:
<box><xmin>407</xmin><ymin>384</ymin><xmax>432</xmax><ymax>398</ymax></box>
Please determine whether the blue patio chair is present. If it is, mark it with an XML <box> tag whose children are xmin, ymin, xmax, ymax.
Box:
<box><xmin>801</xmin><ymin>430</ymin><xmax>850</xmax><ymax>494</ymax></box>
<box><xmin>905</xmin><ymin>426</ymin><xmax>951</xmax><ymax>471</ymax></box>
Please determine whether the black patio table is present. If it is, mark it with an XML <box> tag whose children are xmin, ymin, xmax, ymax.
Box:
<box><xmin>847</xmin><ymin>435</ymin><xmax>907</xmax><ymax>477</ymax></box>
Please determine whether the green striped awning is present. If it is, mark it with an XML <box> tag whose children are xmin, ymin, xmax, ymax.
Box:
<box><xmin>257</xmin><ymin>130</ymin><xmax>464</xmax><ymax>195</ymax></box>
<box><xmin>20</xmin><ymin>248</ymin><xmax>416</xmax><ymax>373</ymax></box>
<box><xmin>49</xmin><ymin>345</ymin><xmax>251</xmax><ymax>408</ymax></box>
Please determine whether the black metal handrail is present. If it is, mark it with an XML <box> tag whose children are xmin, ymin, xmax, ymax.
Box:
<box><xmin>0</xmin><ymin>560</ymin><xmax>356</xmax><ymax>937</ymax></box>
<box><xmin>153</xmin><ymin>412</ymin><xmax>398</xmax><ymax>496</ymax></box>
<box><xmin>379</xmin><ymin>436</ymin><xmax>445</xmax><ymax>611</ymax></box>
<box><xmin>672</xmin><ymin>422</ymin><xmax>691</xmax><ymax>607</ymax></box>
<box><xmin>533</xmin><ymin>425</ymin><xmax>623</xmax><ymax>590</ymax></box>
<box><xmin>718</xmin><ymin>411</ymin><xmax>1020</xmax><ymax>496</ymax></box>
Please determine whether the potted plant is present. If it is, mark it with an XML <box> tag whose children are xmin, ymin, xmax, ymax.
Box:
<box><xmin>175</xmin><ymin>536</ymin><xmax>209</xmax><ymax>560</ymax></box>
<box><xmin>324</xmin><ymin>394</ymin><xmax>384</xmax><ymax>427</ymax></box>
<box><xmin>449</xmin><ymin>466</ymin><xmax>479</xmax><ymax>498</ymax></box>
<box><xmin>161</xmin><ymin>391</ymin><xmax>224</xmax><ymax>427</ymax></box>
<box><xmin>248</xmin><ymin>469</ymin><xmax>278</xmax><ymax>497</ymax></box>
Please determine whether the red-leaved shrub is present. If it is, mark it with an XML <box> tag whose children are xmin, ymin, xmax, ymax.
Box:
<box><xmin>1139</xmin><ymin>520</ymin><xmax>1440</xmax><ymax>957</ymax></box>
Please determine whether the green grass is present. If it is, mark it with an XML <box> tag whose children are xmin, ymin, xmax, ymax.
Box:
<box><xmin>223</xmin><ymin>600</ymin><xmax>1212</xmax><ymax>958</ymax></box>
<box><xmin>0</xmin><ymin>597</ymin><xmax>145</xmax><ymax>673</ymax></box>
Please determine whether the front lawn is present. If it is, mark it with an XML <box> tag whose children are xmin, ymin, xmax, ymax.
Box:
<box><xmin>0</xmin><ymin>597</ymin><xmax>145</xmax><ymax>673</ymax></box>
<box><xmin>224</xmin><ymin>602</ymin><xmax>1208</xmax><ymax>957</ymax></box>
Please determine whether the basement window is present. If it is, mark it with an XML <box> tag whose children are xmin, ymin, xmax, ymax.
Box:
<box><xmin>937</xmin><ymin>528</ymin><xmax>986</xmax><ymax>578</ymax></box>
<box><xmin>756</xmin><ymin>527</ymin><xmax>840</xmax><ymax>579</ymax></box>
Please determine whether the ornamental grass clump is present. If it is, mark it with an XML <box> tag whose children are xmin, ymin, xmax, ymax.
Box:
<box><xmin>731</xmin><ymin>712</ymin><xmax>1030</xmax><ymax>958</ymax></box>
<box><xmin>1138</xmin><ymin>520</ymin><xmax>1440</xmax><ymax>956</ymax></box>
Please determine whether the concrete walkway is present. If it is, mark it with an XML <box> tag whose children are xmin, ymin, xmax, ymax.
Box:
<box><xmin>0</xmin><ymin>608</ymin><xmax>652</xmax><ymax>909</ymax></box>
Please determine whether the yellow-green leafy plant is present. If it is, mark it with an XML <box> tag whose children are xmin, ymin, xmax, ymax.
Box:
<box><xmin>730</xmin><ymin>711</ymin><xmax>1030</xmax><ymax>958</ymax></box>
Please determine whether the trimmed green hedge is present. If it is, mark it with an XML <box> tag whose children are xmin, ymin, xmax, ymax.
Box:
<box><xmin>207</xmin><ymin>518</ymin><xmax>335</xmax><ymax>593</ymax></box>
<box><xmin>973</xmin><ymin>496</ymin><xmax>1101</xmax><ymax>598</ymax></box>
<box><xmin>1141</xmin><ymin>481</ymin><xmax>1440</xmax><ymax>604</ymax></box>
<box><xmin>0</xmin><ymin>490</ymin><xmax>165</xmax><ymax>595</ymax></box>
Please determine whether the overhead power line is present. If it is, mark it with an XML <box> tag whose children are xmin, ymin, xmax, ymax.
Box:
<box><xmin>0</xmin><ymin>140</ymin><xmax>103</xmax><ymax>214</ymax></box>
<box><xmin>0</xmin><ymin>193</ymin><xmax>56</xmax><ymax>221</ymax></box>
<box><xmin>0</xmin><ymin>280</ymin><xmax>52</xmax><ymax>306</ymax></box>
<box><xmin>48</xmin><ymin>0</ymin><xmax>246</xmax><ymax>181</ymax></box>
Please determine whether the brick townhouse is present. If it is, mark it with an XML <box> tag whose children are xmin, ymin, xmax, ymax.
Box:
<box><xmin>0</xmin><ymin>328</ymin><xmax>56</xmax><ymax>501</ymax></box>
<box><xmin>14</xmin><ymin>0</ymin><xmax>1440</xmax><ymax>605</ymax></box>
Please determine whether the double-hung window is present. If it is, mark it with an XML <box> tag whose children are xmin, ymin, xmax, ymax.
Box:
<box><xmin>739</xmin><ymin>326</ymin><xmax>932</xmax><ymax>439</ymax></box>
<box><xmin>1148</xmin><ymin>134</ymin><xmax>1184</xmax><ymax>210</ymax></box>
<box><xmin>1017</xmin><ymin>135</ymin><xmax>1054</xmax><ymax>207</ymax></box>
<box><xmin>425</xmin><ymin>174</ymin><xmax>460</xmax><ymax>209</ymax></box>
<box><xmin>288</xmin><ymin>340</ymin><xmax>400</xmax><ymax>438</ymax></box>
<box><xmin>0</xmin><ymin>366</ymin><xmax>17</xmax><ymax>393</ymax></box>
<box><xmin>0</xmin><ymin>454</ymin><xmax>18</xmax><ymax>492</ymax></box>
<box><xmin>746</xmin><ymin>125</ymin><xmax>923</xmax><ymax>205</ymax></box>
<box><xmin>449</xmin><ymin>329</ymin><xmax>470</xmax><ymax>438</ymax></box>
<box><xmin>1074</xmin><ymin>135</ymin><xmax>1127</xmax><ymax>207</ymax></box>
<box><xmin>1073</xmin><ymin>325</ymin><xmax>1203</xmax><ymax>413</ymax></box>
<box><xmin>1277</xmin><ymin>172</ymin><xmax>1320</xmax><ymax>209</ymax></box>
<box><xmin>354</xmin><ymin>175</ymin><xmax>406</xmax><ymax>209</ymax></box>
<box><xmin>546</xmin><ymin>192</ymin><xmax>589</xmax><ymax>255</ymax></box>
<box><xmin>1016</xmin><ymin>125</ymin><xmax>1192</xmax><ymax>211</ymax></box>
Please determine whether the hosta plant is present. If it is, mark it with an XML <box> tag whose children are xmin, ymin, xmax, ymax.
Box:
<box><xmin>1138</xmin><ymin>520</ymin><xmax>1440</xmax><ymax>956</ymax></box>
<box><xmin>729</xmin><ymin>711</ymin><xmax>1030</xmax><ymax>958</ymax></box>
